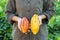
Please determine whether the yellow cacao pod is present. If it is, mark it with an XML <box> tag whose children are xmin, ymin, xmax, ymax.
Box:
<box><xmin>30</xmin><ymin>14</ymin><xmax>40</xmax><ymax>35</ymax></box>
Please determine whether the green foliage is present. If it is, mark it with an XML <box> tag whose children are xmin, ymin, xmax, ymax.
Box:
<box><xmin>0</xmin><ymin>17</ymin><xmax>12</xmax><ymax>40</ymax></box>
<box><xmin>48</xmin><ymin>0</ymin><xmax>60</xmax><ymax>40</ymax></box>
<box><xmin>48</xmin><ymin>16</ymin><xmax>56</xmax><ymax>28</ymax></box>
<box><xmin>0</xmin><ymin>0</ymin><xmax>12</xmax><ymax>40</ymax></box>
<box><xmin>54</xmin><ymin>0</ymin><xmax>60</xmax><ymax>15</ymax></box>
<box><xmin>48</xmin><ymin>15</ymin><xmax>60</xmax><ymax>40</ymax></box>
<box><xmin>0</xmin><ymin>0</ymin><xmax>60</xmax><ymax>40</ymax></box>
<box><xmin>0</xmin><ymin>0</ymin><xmax>7</xmax><ymax>17</ymax></box>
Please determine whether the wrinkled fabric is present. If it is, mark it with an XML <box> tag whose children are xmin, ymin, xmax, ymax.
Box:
<box><xmin>5</xmin><ymin>0</ymin><xmax>54</xmax><ymax>40</ymax></box>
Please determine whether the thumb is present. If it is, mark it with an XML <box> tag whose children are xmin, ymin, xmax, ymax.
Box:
<box><xmin>18</xmin><ymin>18</ymin><xmax>22</xmax><ymax>31</ymax></box>
<box><xmin>38</xmin><ymin>16</ymin><xmax>42</xmax><ymax>25</ymax></box>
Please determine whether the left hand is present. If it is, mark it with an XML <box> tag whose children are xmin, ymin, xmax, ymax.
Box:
<box><xmin>38</xmin><ymin>15</ymin><xmax>47</xmax><ymax>25</ymax></box>
<box><xmin>38</xmin><ymin>15</ymin><xmax>43</xmax><ymax>25</ymax></box>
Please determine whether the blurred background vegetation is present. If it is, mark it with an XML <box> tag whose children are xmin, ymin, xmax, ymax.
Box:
<box><xmin>0</xmin><ymin>0</ymin><xmax>60</xmax><ymax>40</ymax></box>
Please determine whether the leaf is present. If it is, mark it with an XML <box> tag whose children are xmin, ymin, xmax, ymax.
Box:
<box><xmin>3</xmin><ymin>34</ymin><xmax>7</xmax><ymax>40</ymax></box>
<box><xmin>54</xmin><ymin>36</ymin><xmax>60</xmax><ymax>40</ymax></box>
<box><xmin>48</xmin><ymin>16</ymin><xmax>56</xmax><ymax>28</ymax></box>
<box><xmin>0</xmin><ymin>6</ymin><xmax>3</xmax><ymax>12</ymax></box>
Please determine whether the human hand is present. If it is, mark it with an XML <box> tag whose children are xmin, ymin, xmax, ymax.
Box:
<box><xmin>18</xmin><ymin>17</ymin><xmax>30</xmax><ymax>34</ymax></box>
<box><xmin>18</xmin><ymin>18</ymin><xmax>22</xmax><ymax>31</ymax></box>
<box><xmin>38</xmin><ymin>15</ymin><xmax>42</xmax><ymax>25</ymax></box>
<box><xmin>12</xmin><ymin>16</ymin><xmax>30</xmax><ymax>34</ymax></box>
<box><xmin>38</xmin><ymin>15</ymin><xmax>47</xmax><ymax>25</ymax></box>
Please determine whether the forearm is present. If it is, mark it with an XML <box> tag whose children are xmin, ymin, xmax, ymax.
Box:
<box><xmin>12</xmin><ymin>16</ymin><xmax>21</xmax><ymax>22</ymax></box>
<box><xmin>42</xmin><ymin>0</ymin><xmax>54</xmax><ymax>20</ymax></box>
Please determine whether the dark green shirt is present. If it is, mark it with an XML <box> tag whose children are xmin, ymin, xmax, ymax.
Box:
<box><xmin>5</xmin><ymin>0</ymin><xmax>54</xmax><ymax>40</ymax></box>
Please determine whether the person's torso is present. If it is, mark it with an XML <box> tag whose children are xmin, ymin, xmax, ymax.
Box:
<box><xmin>12</xmin><ymin>0</ymin><xmax>48</xmax><ymax>40</ymax></box>
<box><xmin>15</xmin><ymin>0</ymin><xmax>43</xmax><ymax>20</ymax></box>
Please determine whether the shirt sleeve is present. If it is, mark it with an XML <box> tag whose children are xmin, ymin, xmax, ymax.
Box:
<box><xmin>5</xmin><ymin>0</ymin><xmax>16</xmax><ymax>24</ymax></box>
<box><xmin>42</xmin><ymin>0</ymin><xmax>54</xmax><ymax>23</ymax></box>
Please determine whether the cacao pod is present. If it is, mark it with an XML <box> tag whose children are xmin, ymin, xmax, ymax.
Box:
<box><xmin>20</xmin><ymin>17</ymin><xmax>29</xmax><ymax>33</ymax></box>
<box><xmin>30</xmin><ymin>14</ymin><xmax>40</xmax><ymax>35</ymax></box>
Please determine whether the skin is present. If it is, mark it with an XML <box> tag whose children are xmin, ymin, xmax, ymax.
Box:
<box><xmin>12</xmin><ymin>15</ymin><xmax>46</xmax><ymax>22</ymax></box>
<box><xmin>11</xmin><ymin>16</ymin><xmax>21</xmax><ymax>22</ymax></box>
<box><xmin>11</xmin><ymin>15</ymin><xmax>46</xmax><ymax>32</ymax></box>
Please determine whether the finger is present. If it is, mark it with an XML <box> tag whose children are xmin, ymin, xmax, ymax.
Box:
<box><xmin>39</xmin><ymin>19</ymin><xmax>42</xmax><ymax>25</ymax></box>
<box><xmin>38</xmin><ymin>16</ymin><xmax>42</xmax><ymax>25</ymax></box>
<box><xmin>18</xmin><ymin>19</ymin><xmax>22</xmax><ymax>31</ymax></box>
<box><xmin>28</xmin><ymin>30</ymin><xmax>30</xmax><ymax>32</ymax></box>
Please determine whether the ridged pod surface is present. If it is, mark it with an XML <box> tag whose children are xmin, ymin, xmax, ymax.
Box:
<box><xmin>30</xmin><ymin>14</ymin><xmax>40</xmax><ymax>35</ymax></box>
<box><xmin>20</xmin><ymin>17</ymin><xmax>29</xmax><ymax>33</ymax></box>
